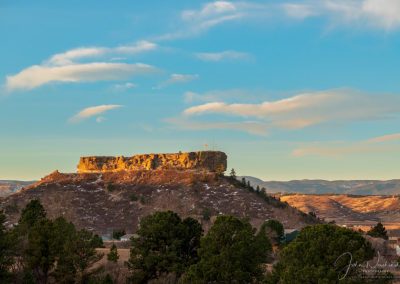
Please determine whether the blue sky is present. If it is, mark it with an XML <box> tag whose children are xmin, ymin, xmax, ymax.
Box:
<box><xmin>1</xmin><ymin>0</ymin><xmax>400</xmax><ymax>180</ymax></box>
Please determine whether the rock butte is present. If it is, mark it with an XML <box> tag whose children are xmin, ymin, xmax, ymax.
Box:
<box><xmin>77</xmin><ymin>151</ymin><xmax>227</xmax><ymax>173</ymax></box>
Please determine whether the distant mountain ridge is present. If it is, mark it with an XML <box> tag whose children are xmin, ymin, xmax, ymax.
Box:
<box><xmin>0</xmin><ymin>180</ymin><xmax>35</xmax><ymax>197</ymax></box>
<box><xmin>239</xmin><ymin>176</ymin><xmax>400</xmax><ymax>195</ymax></box>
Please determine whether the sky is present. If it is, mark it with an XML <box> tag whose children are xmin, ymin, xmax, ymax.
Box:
<box><xmin>1</xmin><ymin>0</ymin><xmax>400</xmax><ymax>181</ymax></box>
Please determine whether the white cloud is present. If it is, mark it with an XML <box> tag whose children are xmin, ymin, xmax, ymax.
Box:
<box><xmin>292</xmin><ymin>143</ymin><xmax>400</xmax><ymax>157</ymax></box>
<box><xmin>156</xmin><ymin>0</ymin><xmax>400</xmax><ymax>42</ymax></box>
<box><xmin>183</xmin><ymin>90</ymin><xmax>400</xmax><ymax>127</ymax></box>
<box><xmin>47</xmin><ymin>41</ymin><xmax>157</xmax><ymax>66</ymax></box>
<box><xmin>184</xmin><ymin>89</ymin><xmax>256</xmax><ymax>104</ymax></box>
<box><xmin>283</xmin><ymin>0</ymin><xmax>400</xmax><ymax>30</ymax></box>
<box><xmin>69</xmin><ymin>105</ymin><xmax>122</xmax><ymax>123</ymax></box>
<box><xmin>113</xmin><ymin>82</ymin><xmax>137</xmax><ymax>91</ymax></box>
<box><xmin>154</xmin><ymin>73</ymin><xmax>199</xmax><ymax>89</ymax></box>
<box><xmin>293</xmin><ymin>132</ymin><xmax>400</xmax><ymax>157</ymax></box>
<box><xmin>165</xmin><ymin>117</ymin><xmax>268</xmax><ymax>136</ymax></box>
<box><xmin>96</xmin><ymin>116</ymin><xmax>106</xmax><ymax>123</ymax></box>
<box><xmin>195</xmin><ymin>50</ymin><xmax>251</xmax><ymax>62</ymax></box>
<box><xmin>283</xmin><ymin>3</ymin><xmax>316</xmax><ymax>19</ymax></box>
<box><xmin>6</xmin><ymin>63</ymin><xmax>156</xmax><ymax>91</ymax></box>
<box><xmin>168</xmin><ymin>73</ymin><xmax>199</xmax><ymax>84</ymax></box>
<box><xmin>156</xmin><ymin>1</ymin><xmax>248</xmax><ymax>40</ymax></box>
<box><xmin>5</xmin><ymin>40</ymin><xmax>158</xmax><ymax>91</ymax></box>
<box><xmin>367</xmin><ymin>133</ymin><xmax>400</xmax><ymax>143</ymax></box>
<box><xmin>176</xmin><ymin>89</ymin><xmax>400</xmax><ymax>135</ymax></box>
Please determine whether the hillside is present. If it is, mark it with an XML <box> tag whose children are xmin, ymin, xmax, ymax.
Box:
<box><xmin>241</xmin><ymin>176</ymin><xmax>400</xmax><ymax>195</ymax></box>
<box><xmin>281</xmin><ymin>194</ymin><xmax>400</xmax><ymax>230</ymax></box>
<box><xmin>0</xmin><ymin>180</ymin><xmax>35</xmax><ymax>197</ymax></box>
<box><xmin>0</xmin><ymin>170</ymin><xmax>317</xmax><ymax>236</ymax></box>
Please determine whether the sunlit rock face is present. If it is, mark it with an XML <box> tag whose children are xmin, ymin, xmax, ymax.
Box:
<box><xmin>77</xmin><ymin>151</ymin><xmax>227</xmax><ymax>173</ymax></box>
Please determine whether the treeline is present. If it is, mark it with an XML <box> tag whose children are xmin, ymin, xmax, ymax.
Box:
<box><xmin>0</xmin><ymin>200</ymin><xmax>104</xmax><ymax>283</ymax></box>
<box><xmin>0</xmin><ymin>200</ymin><xmax>393</xmax><ymax>283</ymax></box>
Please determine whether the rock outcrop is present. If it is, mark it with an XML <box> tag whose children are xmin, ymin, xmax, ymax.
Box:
<box><xmin>77</xmin><ymin>151</ymin><xmax>227</xmax><ymax>173</ymax></box>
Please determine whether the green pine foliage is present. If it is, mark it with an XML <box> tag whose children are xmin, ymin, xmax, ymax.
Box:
<box><xmin>112</xmin><ymin>229</ymin><xmax>125</xmax><ymax>240</ymax></box>
<box><xmin>107</xmin><ymin>244</ymin><xmax>119</xmax><ymax>263</ymax></box>
<box><xmin>7</xmin><ymin>200</ymin><xmax>103</xmax><ymax>283</ymax></box>
<box><xmin>0</xmin><ymin>211</ymin><xmax>14</xmax><ymax>282</ymax></box>
<box><xmin>262</xmin><ymin>219</ymin><xmax>284</xmax><ymax>245</ymax></box>
<box><xmin>1</xmin><ymin>200</ymin><xmax>384</xmax><ymax>283</ymax></box>
<box><xmin>127</xmin><ymin>211</ymin><xmax>202</xmax><ymax>283</ymax></box>
<box><xmin>268</xmin><ymin>224</ymin><xmax>375</xmax><ymax>283</ymax></box>
<box><xmin>367</xmin><ymin>222</ymin><xmax>388</xmax><ymax>240</ymax></box>
<box><xmin>184</xmin><ymin>215</ymin><xmax>271</xmax><ymax>283</ymax></box>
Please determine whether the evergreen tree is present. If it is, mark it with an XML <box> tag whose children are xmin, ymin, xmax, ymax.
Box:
<box><xmin>185</xmin><ymin>215</ymin><xmax>271</xmax><ymax>283</ymax></box>
<box><xmin>262</xmin><ymin>219</ymin><xmax>284</xmax><ymax>246</ymax></box>
<box><xmin>112</xmin><ymin>229</ymin><xmax>125</xmax><ymax>240</ymax></box>
<box><xmin>367</xmin><ymin>222</ymin><xmax>388</xmax><ymax>240</ymax></box>
<box><xmin>19</xmin><ymin>199</ymin><xmax>46</xmax><ymax>228</ymax></box>
<box><xmin>268</xmin><ymin>224</ymin><xmax>375</xmax><ymax>283</ymax></box>
<box><xmin>0</xmin><ymin>211</ymin><xmax>14</xmax><ymax>282</ymax></box>
<box><xmin>127</xmin><ymin>211</ymin><xmax>202</xmax><ymax>283</ymax></box>
<box><xmin>229</xmin><ymin>168</ymin><xmax>236</xmax><ymax>180</ymax></box>
<box><xmin>107</xmin><ymin>244</ymin><xmax>119</xmax><ymax>263</ymax></box>
<box><xmin>11</xmin><ymin>201</ymin><xmax>103</xmax><ymax>284</ymax></box>
<box><xmin>24</xmin><ymin>218</ymin><xmax>55</xmax><ymax>284</ymax></box>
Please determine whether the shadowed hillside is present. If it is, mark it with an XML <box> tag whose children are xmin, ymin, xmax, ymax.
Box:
<box><xmin>0</xmin><ymin>170</ymin><xmax>317</xmax><ymax>235</ymax></box>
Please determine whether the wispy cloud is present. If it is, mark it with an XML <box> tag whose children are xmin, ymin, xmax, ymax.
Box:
<box><xmin>195</xmin><ymin>50</ymin><xmax>251</xmax><ymax>62</ymax></box>
<box><xmin>6</xmin><ymin>63</ymin><xmax>156</xmax><ymax>91</ymax></box>
<box><xmin>175</xmin><ymin>89</ymin><xmax>400</xmax><ymax>135</ymax></box>
<box><xmin>283</xmin><ymin>0</ymin><xmax>400</xmax><ymax>31</ymax></box>
<box><xmin>293</xmin><ymin>132</ymin><xmax>400</xmax><ymax>157</ymax></box>
<box><xmin>367</xmin><ymin>133</ymin><xmax>400</xmax><ymax>143</ymax></box>
<box><xmin>69</xmin><ymin>105</ymin><xmax>122</xmax><ymax>123</ymax></box>
<box><xmin>184</xmin><ymin>90</ymin><xmax>400</xmax><ymax>126</ymax></box>
<box><xmin>165</xmin><ymin>117</ymin><xmax>268</xmax><ymax>136</ymax></box>
<box><xmin>156</xmin><ymin>1</ymin><xmax>249</xmax><ymax>40</ymax></box>
<box><xmin>5</xmin><ymin>41</ymin><xmax>158</xmax><ymax>91</ymax></box>
<box><xmin>113</xmin><ymin>82</ymin><xmax>137</xmax><ymax>92</ymax></box>
<box><xmin>184</xmin><ymin>89</ymin><xmax>257</xmax><ymax>104</ymax></box>
<box><xmin>47</xmin><ymin>41</ymin><xmax>157</xmax><ymax>66</ymax></box>
<box><xmin>154</xmin><ymin>73</ymin><xmax>199</xmax><ymax>89</ymax></box>
<box><xmin>156</xmin><ymin>0</ymin><xmax>400</xmax><ymax>42</ymax></box>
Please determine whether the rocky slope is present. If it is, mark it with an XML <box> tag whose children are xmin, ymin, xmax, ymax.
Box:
<box><xmin>241</xmin><ymin>176</ymin><xmax>400</xmax><ymax>195</ymax></box>
<box><xmin>0</xmin><ymin>170</ymin><xmax>316</xmax><ymax>235</ymax></box>
<box><xmin>78</xmin><ymin>151</ymin><xmax>227</xmax><ymax>173</ymax></box>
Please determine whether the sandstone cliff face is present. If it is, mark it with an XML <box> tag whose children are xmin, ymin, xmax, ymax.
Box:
<box><xmin>77</xmin><ymin>151</ymin><xmax>227</xmax><ymax>173</ymax></box>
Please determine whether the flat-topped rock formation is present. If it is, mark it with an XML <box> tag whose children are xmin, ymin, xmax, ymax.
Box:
<box><xmin>77</xmin><ymin>151</ymin><xmax>227</xmax><ymax>173</ymax></box>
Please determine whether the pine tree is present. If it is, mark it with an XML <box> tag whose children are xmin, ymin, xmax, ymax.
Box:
<box><xmin>19</xmin><ymin>199</ymin><xmax>46</xmax><ymax>228</ymax></box>
<box><xmin>184</xmin><ymin>216</ymin><xmax>271</xmax><ymax>283</ymax></box>
<box><xmin>367</xmin><ymin>222</ymin><xmax>388</xmax><ymax>240</ymax></box>
<box><xmin>0</xmin><ymin>211</ymin><xmax>14</xmax><ymax>282</ymax></box>
<box><xmin>229</xmin><ymin>168</ymin><xmax>236</xmax><ymax>180</ymax></box>
<box><xmin>107</xmin><ymin>243</ymin><xmax>119</xmax><ymax>263</ymax></box>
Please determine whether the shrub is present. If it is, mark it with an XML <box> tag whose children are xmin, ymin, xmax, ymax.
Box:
<box><xmin>129</xmin><ymin>193</ymin><xmax>138</xmax><ymax>202</ymax></box>
<box><xmin>112</xmin><ymin>229</ymin><xmax>125</xmax><ymax>240</ymax></box>
<box><xmin>202</xmin><ymin>208</ymin><xmax>212</xmax><ymax>221</ymax></box>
